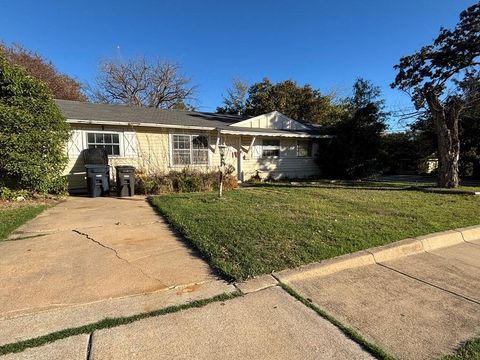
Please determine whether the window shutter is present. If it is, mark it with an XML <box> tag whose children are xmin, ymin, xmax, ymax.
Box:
<box><xmin>67</xmin><ymin>130</ymin><xmax>84</xmax><ymax>159</ymax></box>
<box><xmin>123</xmin><ymin>132</ymin><xmax>137</xmax><ymax>157</ymax></box>
<box><xmin>312</xmin><ymin>142</ymin><xmax>319</xmax><ymax>156</ymax></box>
<box><xmin>251</xmin><ymin>139</ymin><xmax>262</xmax><ymax>159</ymax></box>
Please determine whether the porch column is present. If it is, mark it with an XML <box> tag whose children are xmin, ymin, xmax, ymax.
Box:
<box><xmin>237</xmin><ymin>136</ymin><xmax>243</xmax><ymax>182</ymax></box>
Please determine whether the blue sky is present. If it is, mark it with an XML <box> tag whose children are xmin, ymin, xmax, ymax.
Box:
<box><xmin>0</xmin><ymin>0</ymin><xmax>475</xmax><ymax>129</ymax></box>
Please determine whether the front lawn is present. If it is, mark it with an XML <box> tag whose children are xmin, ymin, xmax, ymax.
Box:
<box><xmin>0</xmin><ymin>205</ymin><xmax>47</xmax><ymax>240</ymax></box>
<box><xmin>443</xmin><ymin>338</ymin><xmax>480</xmax><ymax>360</ymax></box>
<box><xmin>151</xmin><ymin>185</ymin><xmax>480</xmax><ymax>281</ymax></box>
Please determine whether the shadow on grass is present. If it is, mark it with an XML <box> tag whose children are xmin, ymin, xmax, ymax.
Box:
<box><xmin>246</xmin><ymin>180</ymin><xmax>479</xmax><ymax>195</ymax></box>
<box><xmin>146</xmin><ymin>196</ymin><xmax>235</xmax><ymax>283</ymax></box>
<box><xmin>247</xmin><ymin>181</ymin><xmax>417</xmax><ymax>192</ymax></box>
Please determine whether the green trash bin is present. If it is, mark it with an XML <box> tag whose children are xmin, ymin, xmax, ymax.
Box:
<box><xmin>116</xmin><ymin>166</ymin><xmax>135</xmax><ymax>197</ymax></box>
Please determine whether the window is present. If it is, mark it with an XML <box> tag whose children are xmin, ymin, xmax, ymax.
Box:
<box><xmin>297</xmin><ymin>140</ymin><xmax>312</xmax><ymax>157</ymax></box>
<box><xmin>87</xmin><ymin>132</ymin><xmax>120</xmax><ymax>156</ymax></box>
<box><xmin>262</xmin><ymin>139</ymin><xmax>280</xmax><ymax>157</ymax></box>
<box><xmin>172</xmin><ymin>134</ymin><xmax>209</xmax><ymax>165</ymax></box>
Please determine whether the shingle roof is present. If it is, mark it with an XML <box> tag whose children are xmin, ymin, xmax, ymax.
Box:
<box><xmin>55</xmin><ymin>99</ymin><xmax>248</xmax><ymax>129</ymax></box>
<box><xmin>55</xmin><ymin>99</ymin><xmax>324</xmax><ymax>137</ymax></box>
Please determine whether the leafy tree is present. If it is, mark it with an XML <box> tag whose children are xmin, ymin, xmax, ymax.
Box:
<box><xmin>90</xmin><ymin>56</ymin><xmax>196</xmax><ymax>109</ymax></box>
<box><xmin>456</xmin><ymin>71</ymin><xmax>480</xmax><ymax>178</ymax></box>
<box><xmin>407</xmin><ymin>71</ymin><xmax>480</xmax><ymax>178</ymax></box>
<box><xmin>378</xmin><ymin>132</ymin><xmax>418</xmax><ymax>175</ymax></box>
<box><xmin>0</xmin><ymin>55</ymin><xmax>70</xmax><ymax>194</ymax></box>
<box><xmin>0</xmin><ymin>42</ymin><xmax>86</xmax><ymax>101</ymax></box>
<box><xmin>216</xmin><ymin>78</ymin><xmax>248</xmax><ymax>115</ymax></box>
<box><xmin>391</xmin><ymin>2</ymin><xmax>480</xmax><ymax>188</ymax></box>
<box><xmin>319</xmin><ymin>78</ymin><xmax>387</xmax><ymax>178</ymax></box>
<box><xmin>243</xmin><ymin>78</ymin><xmax>345</xmax><ymax>126</ymax></box>
<box><xmin>409</xmin><ymin>115</ymin><xmax>437</xmax><ymax>161</ymax></box>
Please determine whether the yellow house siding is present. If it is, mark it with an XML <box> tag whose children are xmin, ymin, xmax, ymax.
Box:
<box><xmin>64</xmin><ymin>124</ymin><xmax>141</xmax><ymax>190</ymax></box>
<box><xmin>65</xmin><ymin>125</ymin><xmax>223</xmax><ymax>190</ymax></box>
<box><xmin>64</xmin><ymin>124</ymin><xmax>320</xmax><ymax>190</ymax></box>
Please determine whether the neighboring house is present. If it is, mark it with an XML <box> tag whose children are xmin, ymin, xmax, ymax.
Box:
<box><xmin>55</xmin><ymin>99</ymin><xmax>329</xmax><ymax>192</ymax></box>
<box><xmin>418</xmin><ymin>154</ymin><xmax>439</xmax><ymax>175</ymax></box>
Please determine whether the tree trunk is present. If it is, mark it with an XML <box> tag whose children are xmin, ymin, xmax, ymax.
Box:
<box><xmin>425</xmin><ymin>91</ymin><xmax>460</xmax><ymax>188</ymax></box>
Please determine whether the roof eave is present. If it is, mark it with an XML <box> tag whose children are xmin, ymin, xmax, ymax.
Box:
<box><xmin>218</xmin><ymin>128</ymin><xmax>331</xmax><ymax>139</ymax></box>
<box><xmin>66</xmin><ymin>118</ymin><xmax>215</xmax><ymax>131</ymax></box>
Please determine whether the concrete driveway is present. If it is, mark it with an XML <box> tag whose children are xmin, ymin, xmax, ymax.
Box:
<box><xmin>0</xmin><ymin>196</ymin><xmax>231</xmax><ymax>345</ymax></box>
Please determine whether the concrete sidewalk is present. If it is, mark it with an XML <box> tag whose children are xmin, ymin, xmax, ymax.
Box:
<box><xmin>277</xmin><ymin>231</ymin><xmax>480</xmax><ymax>360</ymax></box>
<box><xmin>0</xmin><ymin>196</ymin><xmax>230</xmax><ymax>345</ymax></box>
<box><xmin>2</xmin><ymin>287</ymin><xmax>374</xmax><ymax>360</ymax></box>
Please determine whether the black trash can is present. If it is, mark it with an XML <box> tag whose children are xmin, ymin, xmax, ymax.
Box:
<box><xmin>116</xmin><ymin>166</ymin><xmax>135</xmax><ymax>197</ymax></box>
<box><xmin>83</xmin><ymin>148</ymin><xmax>110</xmax><ymax>198</ymax></box>
<box><xmin>85</xmin><ymin>165</ymin><xmax>110</xmax><ymax>197</ymax></box>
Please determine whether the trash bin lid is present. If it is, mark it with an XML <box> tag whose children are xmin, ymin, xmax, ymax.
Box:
<box><xmin>115</xmin><ymin>165</ymin><xmax>136</xmax><ymax>172</ymax></box>
<box><xmin>85</xmin><ymin>164</ymin><xmax>110</xmax><ymax>173</ymax></box>
<box><xmin>85</xmin><ymin>164</ymin><xmax>109</xmax><ymax>169</ymax></box>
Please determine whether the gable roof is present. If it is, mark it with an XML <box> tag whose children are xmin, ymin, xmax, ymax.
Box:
<box><xmin>55</xmin><ymin>99</ymin><xmax>248</xmax><ymax>129</ymax></box>
<box><xmin>55</xmin><ymin>99</ymin><xmax>327</xmax><ymax>138</ymax></box>
<box><xmin>233</xmin><ymin>111</ymin><xmax>311</xmax><ymax>131</ymax></box>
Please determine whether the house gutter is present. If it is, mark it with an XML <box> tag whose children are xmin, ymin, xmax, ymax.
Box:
<box><xmin>66</xmin><ymin>118</ymin><xmax>332</xmax><ymax>138</ymax></box>
<box><xmin>66</xmin><ymin>118</ymin><xmax>215</xmax><ymax>131</ymax></box>
<box><xmin>218</xmin><ymin>129</ymin><xmax>331</xmax><ymax>139</ymax></box>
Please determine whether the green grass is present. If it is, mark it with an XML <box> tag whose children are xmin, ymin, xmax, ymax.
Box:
<box><xmin>263</xmin><ymin>179</ymin><xmax>480</xmax><ymax>193</ymax></box>
<box><xmin>442</xmin><ymin>338</ymin><xmax>480</xmax><ymax>360</ymax></box>
<box><xmin>0</xmin><ymin>291</ymin><xmax>240</xmax><ymax>356</ymax></box>
<box><xmin>151</xmin><ymin>184</ymin><xmax>480</xmax><ymax>281</ymax></box>
<box><xmin>0</xmin><ymin>205</ymin><xmax>47</xmax><ymax>240</ymax></box>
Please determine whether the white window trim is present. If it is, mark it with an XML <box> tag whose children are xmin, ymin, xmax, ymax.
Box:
<box><xmin>84</xmin><ymin>130</ymin><xmax>124</xmax><ymax>157</ymax></box>
<box><xmin>296</xmin><ymin>139</ymin><xmax>312</xmax><ymax>158</ymax></box>
<box><xmin>169</xmin><ymin>133</ymin><xmax>211</xmax><ymax>167</ymax></box>
<box><xmin>261</xmin><ymin>138</ymin><xmax>281</xmax><ymax>158</ymax></box>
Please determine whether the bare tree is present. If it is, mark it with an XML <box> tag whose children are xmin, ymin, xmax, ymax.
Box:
<box><xmin>216</xmin><ymin>78</ymin><xmax>248</xmax><ymax>115</ymax></box>
<box><xmin>0</xmin><ymin>42</ymin><xmax>86</xmax><ymax>101</ymax></box>
<box><xmin>90</xmin><ymin>56</ymin><xmax>196</xmax><ymax>109</ymax></box>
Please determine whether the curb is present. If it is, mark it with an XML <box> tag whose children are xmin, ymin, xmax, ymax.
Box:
<box><xmin>275</xmin><ymin>225</ymin><xmax>480</xmax><ymax>283</ymax></box>
<box><xmin>234</xmin><ymin>275</ymin><xmax>278</xmax><ymax>294</ymax></box>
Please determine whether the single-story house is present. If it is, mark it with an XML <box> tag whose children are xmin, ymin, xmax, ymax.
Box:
<box><xmin>55</xmin><ymin>99</ymin><xmax>330</xmax><ymax>192</ymax></box>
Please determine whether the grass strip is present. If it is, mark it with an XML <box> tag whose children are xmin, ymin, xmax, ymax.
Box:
<box><xmin>442</xmin><ymin>337</ymin><xmax>480</xmax><ymax>360</ymax></box>
<box><xmin>279</xmin><ymin>282</ymin><xmax>396</xmax><ymax>360</ymax></box>
<box><xmin>0</xmin><ymin>205</ymin><xmax>47</xmax><ymax>240</ymax></box>
<box><xmin>0</xmin><ymin>291</ymin><xmax>241</xmax><ymax>356</ymax></box>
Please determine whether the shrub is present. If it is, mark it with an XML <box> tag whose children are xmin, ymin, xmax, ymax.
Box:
<box><xmin>0</xmin><ymin>187</ymin><xmax>29</xmax><ymax>201</ymax></box>
<box><xmin>0</xmin><ymin>55</ymin><xmax>70</xmax><ymax>194</ymax></box>
<box><xmin>135</xmin><ymin>168</ymin><xmax>238</xmax><ymax>195</ymax></box>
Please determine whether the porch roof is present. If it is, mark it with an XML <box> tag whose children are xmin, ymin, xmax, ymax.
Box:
<box><xmin>218</xmin><ymin>127</ymin><xmax>331</xmax><ymax>138</ymax></box>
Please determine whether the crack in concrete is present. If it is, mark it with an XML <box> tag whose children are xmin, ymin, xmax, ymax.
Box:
<box><xmin>72</xmin><ymin>229</ymin><xmax>164</xmax><ymax>284</ymax></box>
<box><xmin>377</xmin><ymin>262</ymin><xmax>480</xmax><ymax>305</ymax></box>
<box><xmin>72</xmin><ymin>229</ymin><xmax>123</xmax><ymax>258</ymax></box>
<box><xmin>458</xmin><ymin>231</ymin><xmax>480</xmax><ymax>247</ymax></box>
